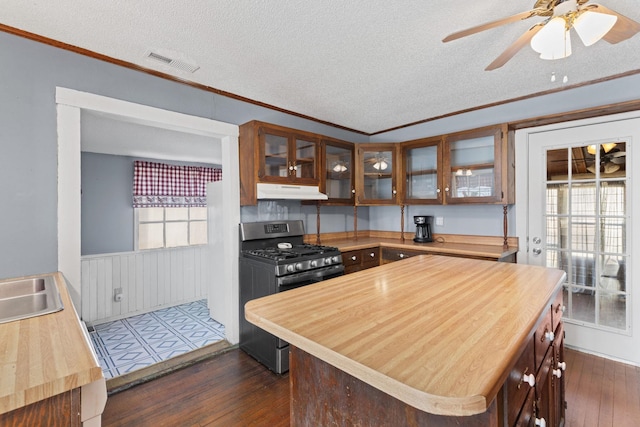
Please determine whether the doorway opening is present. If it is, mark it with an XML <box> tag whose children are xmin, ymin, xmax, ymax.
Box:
<box><xmin>56</xmin><ymin>88</ymin><xmax>241</xmax><ymax>384</ymax></box>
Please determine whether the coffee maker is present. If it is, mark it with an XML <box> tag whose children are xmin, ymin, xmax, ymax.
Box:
<box><xmin>413</xmin><ymin>215</ymin><xmax>433</xmax><ymax>243</ymax></box>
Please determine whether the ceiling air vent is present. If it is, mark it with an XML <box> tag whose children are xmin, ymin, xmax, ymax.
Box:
<box><xmin>145</xmin><ymin>50</ymin><xmax>200</xmax><ymax>73</ymax></box>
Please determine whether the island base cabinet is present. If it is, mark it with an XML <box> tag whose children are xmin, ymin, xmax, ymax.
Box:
<box><xmin>0</xmin><ymin>388</ymin><xmax>80</xmax><ymax>427</ymax></box>
<box><xmin>290</xmin><ymin>346</ymin><xmax>499</xmax><ymax>426</ymax></box>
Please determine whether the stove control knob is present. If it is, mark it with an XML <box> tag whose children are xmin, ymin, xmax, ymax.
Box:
<box><xmin>325</xmin><ymin>257</ymin><xmax>332</xmax><ymax>265</ymax></box>
<box><xmin>286</xmin><ymin>264</ymin><xmax>295</xmax><ymax>273</ymax></box>
<box><xmin>332</xmin><ymin>256</ymin><xmax>340</xmax><ymax>263</ymax></box>
<box><xmin>310</xmin><ymin>260</ymin><xmax>318</xmax><ymax>268</ymax></box>
<box><xmin>295</xmin><ymin>263</ymin><xmax>303</xmax><ymax>271</ymax></box>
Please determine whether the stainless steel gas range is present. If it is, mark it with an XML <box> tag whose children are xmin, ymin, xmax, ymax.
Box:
<box><xmin>239</xmin><ymin>220</ymin><xmax>344</xmax><ymax>373</ymax></box>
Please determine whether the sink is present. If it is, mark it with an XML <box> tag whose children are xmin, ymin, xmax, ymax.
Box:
<box><xmin>0</xmin><ymin>275</ymin><xmax>64</xmax><ymax>324</ymax></box>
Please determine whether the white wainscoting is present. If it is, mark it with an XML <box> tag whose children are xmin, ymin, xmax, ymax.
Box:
<box><xmin>81</xmin><ymin>246</ymin><xmax>210</xmax><ymax>324</ymax></box>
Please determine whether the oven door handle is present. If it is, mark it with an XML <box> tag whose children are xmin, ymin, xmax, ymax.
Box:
<box><xmin>277</xmin><ymin>265</ymin><xmax>343</xmax><ymax>288</ymax></box>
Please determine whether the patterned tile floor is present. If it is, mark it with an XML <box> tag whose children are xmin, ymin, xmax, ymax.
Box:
<box><xmin>89</xmin><ymin>299</ymin><xmax>225</xmax><ymax>379</ymax></box>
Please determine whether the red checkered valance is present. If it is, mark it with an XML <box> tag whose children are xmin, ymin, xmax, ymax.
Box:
<box><xmin>133</xmin><ymin>160</ymin><xmax>222</xmax><ymax>208</ymax></box>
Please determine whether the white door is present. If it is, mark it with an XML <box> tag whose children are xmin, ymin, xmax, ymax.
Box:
<box><xmin>523</xmin><ymin>115</ymin><xmax>639</xmax><ymax>364</ymax></box>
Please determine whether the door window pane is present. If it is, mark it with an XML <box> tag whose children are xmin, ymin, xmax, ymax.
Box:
<box><xmin>545</xmin><ymin>141</ymin><xmax>628</xmax><ymax>331</ymax></box>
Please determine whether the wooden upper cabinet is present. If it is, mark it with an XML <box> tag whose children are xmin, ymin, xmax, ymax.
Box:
<box><xmin>355</xmin><ymin>143</ymin><xmax>400</xmax><ymax>205</ymax></box>
<box><xmin>400</xmin><ymin>136</ymin><xmax>443</xmax><ymax>205</ymax></box>
<box><xmin>239</xmin><ymin>121</ymin><xmax>320</xmax><ymax>205</ymax></box>
<box><xmin>320</xmin><ymin>138</ymin><xmax>355</xmax><ymax>205</ymax></box>
<box><xmin>443</xmin><ymin>124</ymin><xmax>514</xmax><ymax>205</ymax></box>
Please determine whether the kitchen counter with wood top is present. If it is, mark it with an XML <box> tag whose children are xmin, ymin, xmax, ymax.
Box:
<box><xmin>0</xmin><ymin>272</ymin><xmax>105</xmax><ymax>422</ymax></box>
<box><xmin>306</xmin><ymin>232</ymin><xmax>518</xmax><ymax>262</ymax></box>
<box><xmin>245</xmin><ymin>255</ymin><xmax>565</xmax><ymax>424</ymax></box>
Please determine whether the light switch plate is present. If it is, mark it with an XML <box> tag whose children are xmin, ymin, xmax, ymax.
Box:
<box><xmin>435</xmin><ymin>216</ymin><xmax>444</xmax><ymax>226</ymax></box>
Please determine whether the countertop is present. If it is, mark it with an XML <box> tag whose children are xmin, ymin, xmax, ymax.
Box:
<box><xmin>325</xmin><ymin>236</ymin><xmax>516</xmax><ymax>260</ymax></box>
<box><xmin>0</xmin><ymin>272</ymin><xmax>104</xmax><ymax>414</ymax></box>
<box><xmin>245</xmin><ymin>255</ymin><xmax>565</xmax><ymax>416</ymax></box>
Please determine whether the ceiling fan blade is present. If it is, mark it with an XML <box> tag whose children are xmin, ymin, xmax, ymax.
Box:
<box><xmin>588</xmin><ymin>4</ymin><xmax>640</xmax><ymax>44</ymax></box>
<box><xmin>485</xmin><ymin>22</ymin><xmax>546</xmax><ymax>71</ymax></box>
<box><xmin>442</xmin><ymin>9</ymin><xmax>542</xmax><ymax>43</ymax></box>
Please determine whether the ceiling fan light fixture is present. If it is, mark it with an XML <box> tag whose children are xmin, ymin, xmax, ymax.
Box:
<box><xmin>332</xmin><ymin>162</ymin><xmax>348</xmax><ymax>173</ymax></box>
<box><xmin>602</xmin><ymin>142</ymin><xmax>617</xmax><ymax>153</ymax></box>
<box><xmin>573</xmin><ymin>11</ymin><xmax>618</xmax><ymax>46</ymax></box>
<box><xmin>531</xmin><ymin>17</ymin><xmax>572</xmax><ymax>60</ymax></box>
<box><xmin>373</xmin><ymin>160</ymin><xmax>388</xmax><ymax>171</ymax></box>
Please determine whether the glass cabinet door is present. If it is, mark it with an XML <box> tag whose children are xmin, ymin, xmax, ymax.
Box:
<box><xmin>261</xmin><ymin>130</ymin><xmax>290</xmax><ymax>179</ymax></box>
<box><xmin>444</xmin><ymin>126</ymin><xmax>503</xmax><ymax>203</ymax></box>
<box><xmin>294</xmin><ymin>136</ymin><xmax>318</xmax><ymax>181</ymax></box>
<box><xmin>403</xmin><ymin>137</ymin><xmax>442</xmax><ymax>204</ymax></box>
<box><xmin>357</xmin><ymin>144</ymin><xmax>397</xmax><ymax>204</ymax></box>
<box><xmin>259</xmin><ymin>127</ymin><xmax>318</xmax><ymax>183</ymax></box>
<box><xmin>324</xmin><ymin>140</ymin><xmax>354</xmax><ymax>202</ymax></box>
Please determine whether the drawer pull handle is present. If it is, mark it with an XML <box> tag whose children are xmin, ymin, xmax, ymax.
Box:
<box><xmin>552</xmin><ymin>368</ymin><xmax>562</xmax><ymax>378</ymax></box>
<box><xmin>535</xmin><ymin>418</ymin><xmax>546</xmax><ymax>427</ymax></box>
<box><xmin>557</xmin><ymin>361</ymin><xmax>567</xmax><ymax>371</ymax></box>
<box><xmin>541</xmin><ymin>328</ymin><xmax>554</xmax><ymax>343</ymax></box>
<box><xmin>523</xmin><ymin>372</ymin><xmax>535</xmax><ymax>388</ymax></box>
<box><xmin>555</xmin><ymin>304</ymin><xmax>566</xmax><ymax>314</ymax></box>
<box><xmin>351</xmin><ymin>256</ymin><xmax>357</xmax><ymax>261</ymax></box>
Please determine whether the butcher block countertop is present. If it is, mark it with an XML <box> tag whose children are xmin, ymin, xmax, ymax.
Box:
<box><xmin>305</xmin><ymin>232</ymin><xmax>518</xmax><ymax>260</ymax></box>
<box><xmin>0</xmin><ymin>272</ymin><xmax>104</xmax><ymax>414</ymax></box>
<box><xmin>245</xmin><ymin>255</ymin><xmax>565</xmax><ymax>416</ymax></box>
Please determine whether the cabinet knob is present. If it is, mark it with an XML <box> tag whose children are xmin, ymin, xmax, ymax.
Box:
<box><xmin>535</xmin><ymin>418</ymin><xmax>546</xmax><ymax>427</ymax></box>
<box><xmin>369</xmin><ymin>252</ymin><xmax>375</xmax><ymax>258</ymax></box>
<box><xmin>399</xmin><ymin>253</ymin><xmax>405</xmax><ymax>259</ymax></box>
<box><xmin>352</xmin><ymin>189</ymin><xmax>356</xmax><ymax>194</ymax></box>
<box><xmin>351</xmin><ymin>256</ymin><xmax>357</xmax><ymax>261</ymax></box>
<box><xmin>445</xmin><ymin>187</ymin><xmax>450</xmax><ymax>192</ymax></box>
<box><xmin>544</xmin><ymin>330</ymin><xmax>555</xmax><ymax>342</ymax></box>
<box><xmin>522</xmin><ymin>373</ymin><xmax>535</xmax><ymax>387</ymax></box>
<box><xmin>436</xmin><ymin>188</ymin><xmax>441</xmax><ymax>193</ymax></box>
<box><xmin>552</xmin><ymin>368</ymin><xmax>562</xmax><ymax>378</ymax></box>
<box><xmin>392</xmin><ymin>189</ymin><xmax>397</xmax><ymax>195</ymax></box>
<box><xmin>557</xmin><ymin>361</ymin><xmax>567</xmax><ymax>371</ymax></box>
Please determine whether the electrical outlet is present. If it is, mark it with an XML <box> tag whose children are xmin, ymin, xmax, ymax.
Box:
<box><xmin>435</xmin><ymin>216</ymin><xmax>444</xmax><ymax>226</ymax></box>
<box><xmin>114</xmin><ymin>288</ymin><xmax>123</xmax><ymax>302</ymax></box>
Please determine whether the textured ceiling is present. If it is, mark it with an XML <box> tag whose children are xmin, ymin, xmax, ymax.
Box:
<box><xmin>2</xmin><ymin>0</ymin><xmax>640</xmax><ymax>134</ymax></box>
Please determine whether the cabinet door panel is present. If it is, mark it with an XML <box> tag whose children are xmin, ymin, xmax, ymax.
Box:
<box><xmin>261</xmin><ymin>131</ymin><xmax>290</xmax><ymax>179</ymax></box>
<box><xmin>403</xmin><ymin>137</ymin><xmax>443</xmax><ymax>204</ymax></box>
<box><xmin>323</xmin><ymin>141</ymin><xmax>354</xmax><ymax>203</ymax></box>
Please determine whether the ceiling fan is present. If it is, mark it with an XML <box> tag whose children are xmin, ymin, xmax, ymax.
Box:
<box><xmin>442</xmin><ymin>0</ymin><xmax>640</xmax><ymax>70</ymax></box>
<box><xmin>585</xmin><ymin>143</ymin><xmax>626</xmax><ymax>174</ymax></box>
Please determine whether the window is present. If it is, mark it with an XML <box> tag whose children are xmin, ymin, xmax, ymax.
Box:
<box><xmin>132</xmin><ymin>160</ymin><xmax>221</xmax><ymax>250</ymax></box>
<box><xmin>136</xmin><ymin>207</ymin><xmax>207</xmax><ymax>250</ymax></box>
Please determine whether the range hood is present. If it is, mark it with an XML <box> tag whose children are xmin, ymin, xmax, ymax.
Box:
<box><xmin>256</xmin><ymin>183</ymin><xmax>328</xmax><ymax>200</ymax></box>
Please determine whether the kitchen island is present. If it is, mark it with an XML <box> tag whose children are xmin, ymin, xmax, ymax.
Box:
<box><xmin>245</xmin><ymin>255</ymin><xmax>566</xmax><ymax>426</ymax></box>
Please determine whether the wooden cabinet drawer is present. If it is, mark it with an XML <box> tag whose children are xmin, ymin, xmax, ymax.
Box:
<box><xmin>505</xmin><ymin>336</ymin><xmax>536</xmax><ymax>427</ymax></box>
<box><xmin>551</xmin><ymin>290</ymin><xmax>564</xmax><ymax>334</ymax></box>
<box><xmin>343</xmin><ymin>250</ymin><xmax>363</xmax><ymax>268</ymax></box>
<box><xmin>534</xmin><ymin>307</ymin><xmax>554</xmax><ymax>373</ymax></box>
<box><xmin>361</xmin><ymin>248</ymin><xmax>380</xmax><ymax>267</ymax></box>
<box><xmin>514</xmin><ymin>386</ymin><xmax>536</xmax><ymax>427</ymax></box>
<box><xmin>342</xmin><ymin>248</ymin><xmax>380</xmax><ymax>274</ymax></box>
<box><xmin>381</xmin><ymin>248</ymin><xmax>424</xmax><ymax>263</ymax></box>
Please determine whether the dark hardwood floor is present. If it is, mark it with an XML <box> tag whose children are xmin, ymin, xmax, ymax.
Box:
<box><xmin>102</xmin><ymin>347</ymin><xmax>640</xmax><ymax>426</ymax></box>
